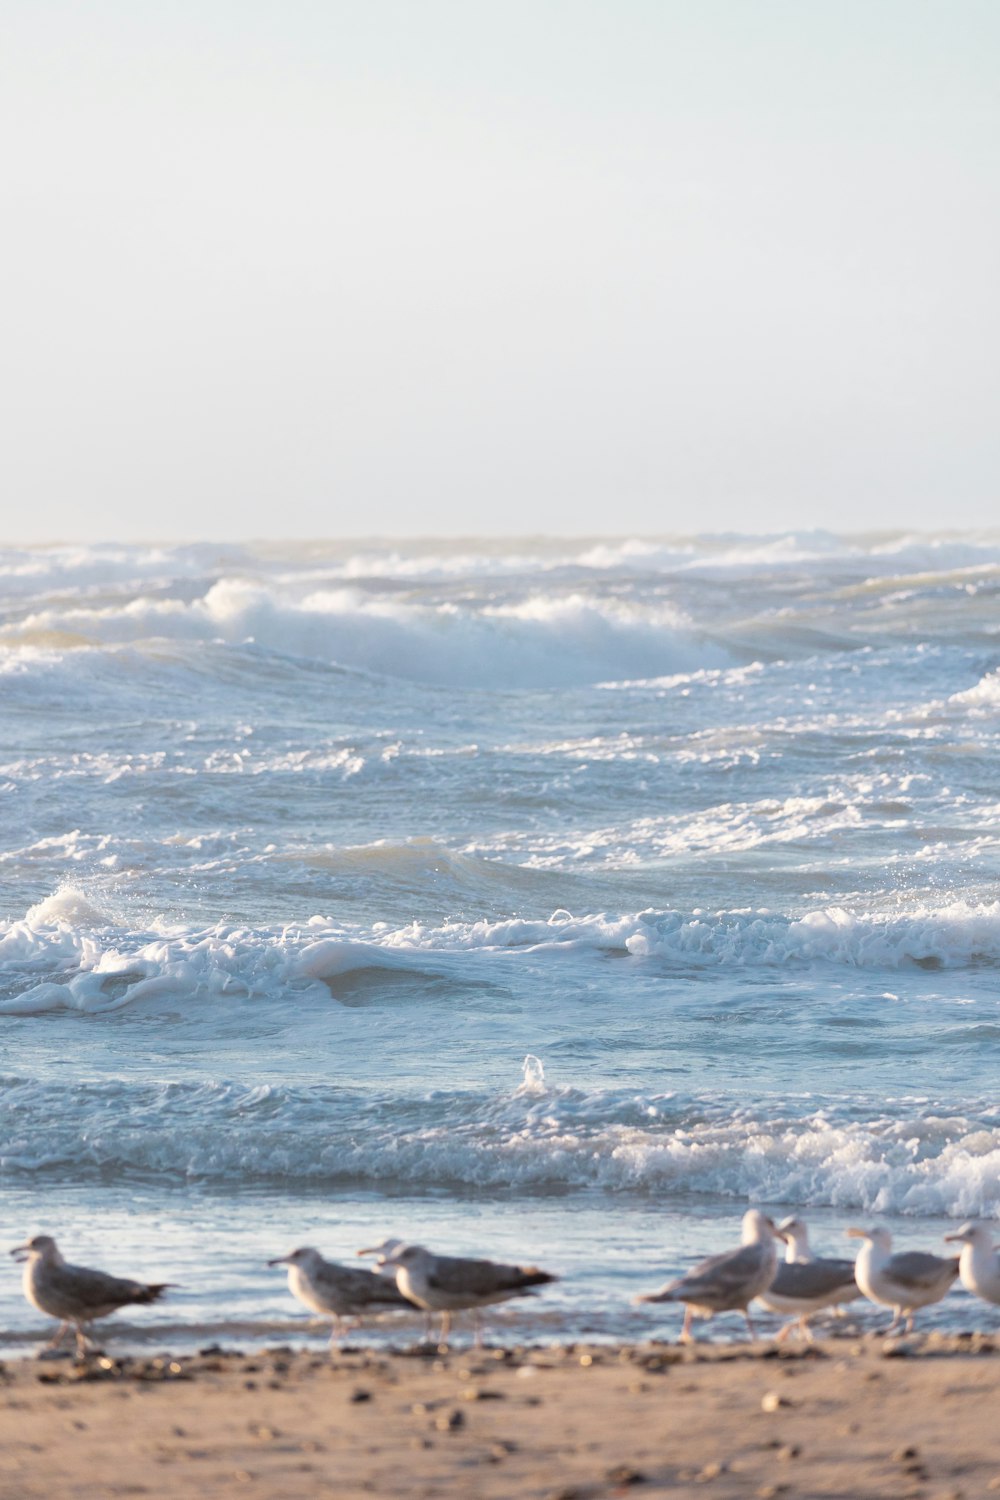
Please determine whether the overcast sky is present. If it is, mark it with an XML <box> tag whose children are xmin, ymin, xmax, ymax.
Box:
<box><xmin>3</xmin><ymin>0</ymin><xmax>998</xmax><ymax>541</ymax></box>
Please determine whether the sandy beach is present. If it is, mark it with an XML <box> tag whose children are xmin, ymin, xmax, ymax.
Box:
<box><xmin>3</xmin><ymin>1336</ymin><xmax>1000</xmax><ymax>1499</ymax></box>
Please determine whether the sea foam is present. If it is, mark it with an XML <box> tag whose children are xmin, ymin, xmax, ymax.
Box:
<box><xmin>3</xmin><ymin>895</ymin><xmax>1000</xmax><ymax>1016</ymax></box>
<box><xmin>2</xmin><ymin>1066</ymin><xmax>998</xmax><ymax>1221</ymax></box>
<box><xmin>1</xmin><ymin>579</ymin><xmax>726</xmax><ymax>688</ymax></box>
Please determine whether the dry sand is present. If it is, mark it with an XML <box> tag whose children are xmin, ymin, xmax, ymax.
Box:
<box><xmin>3</xmin><ymin>1335</ymin><xmax>1000</xmax><ymax>1499</ymax></box>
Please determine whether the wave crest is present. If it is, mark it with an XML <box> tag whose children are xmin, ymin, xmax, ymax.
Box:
<box><xmin>3</xmin><ymin>895</ymin><xmax>1000</xmax><ymax>1015</ymax></box>
<box><xmin>2</xmin><ymin>1071</ymin><xmax>998</xmax><ymax>1220</ymax></box>
<box><xmin>1</xmin><ymin>578</ymin><xmax>724</xmax><ymax>688</ymax></box>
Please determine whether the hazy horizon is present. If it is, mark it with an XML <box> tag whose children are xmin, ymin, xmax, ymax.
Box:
<box><xmin>6</xmin><ymin>525</ymin><xmax>1000</xmax><ymax>553</ymax></box>
<box><xmin>4</xmin><ymin>0</ymin><xmax>997</xmax><ymax>543</ymax></box>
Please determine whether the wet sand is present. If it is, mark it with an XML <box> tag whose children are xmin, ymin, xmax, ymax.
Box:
<box><xmin>3</xmin><ymin>1336</ymin><xmax>1000</xmax><ymax>1499</ymax></box>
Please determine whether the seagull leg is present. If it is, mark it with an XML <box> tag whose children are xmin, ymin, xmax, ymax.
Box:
<box><xmin>438</xmin><ymin>1311</ymin><xmax>451</xmax><ymax>1348</ymax></box>
<box><xmin>743</xmin><ymin>1309</ymin><xmax>758</xmax><ymax>1342</ymax></box>
<box><xmin>472</xmin><ymin>1310</ymin><xmax>484</xmax><ymax>1349</ymax></box>
<box><xmin>679</xmin><ymin>1307</ymin><xmax>695</xmax><ymax>1343</ymax></box>
<box><xmin>45</xmin><ymin>1322</ymin><xmax>71</xmax><ymax>1350</ymax></box>
<box><xmin>73</xmin><ymin>1323</ymin><xmax>95</xmax><ymax>1357</ymax></box>
<box><xmin>775</xmin><ymin>1320</ymin><xmax>794</xmax><ymax>1345</ymax></box>
<box><xmin>327</xmin><ymin>1317</ymin><xmax>344</xmax><ymax>1350</ymax></box>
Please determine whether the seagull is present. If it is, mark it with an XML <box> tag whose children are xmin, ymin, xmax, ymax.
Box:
<box><xmin>356</xmin><ymin>1236</ymin><xmax>409</xmax><ymax>1275</ymax></box>
<box><xmin>943</xmin><ymin>1222</ymin><xmax>1000</xmax><ymax>1307</ymax></box>
<box><xmin>374</xmin><ymin>1243</ymin><xmax>557</xmax><ymax>1346</ymax></box>
<box><xmin>634</xmin><ymin>1209</ymin><xmax>782</xmax><ymax>1342</ymax></box>
<box><xmin>758</xmin><ymin>1216</ymin><xmax>859</xmax><ymax>1342</ymax></box>
<box><xmin>267</xmin><ymin>1246</ymin><xmax>412</xmax><ymax>1344</ymax></box>
<box><xmin>846</xmin><ymin>1226</ymin><xmax>959</xmax><ymax>1333</ymax></box>
<box><xmin>11</xmin><ymin>1234</ymin><xmax>172</xmax><ymax>1354</ymax></box>
<box><xmin>356</xmin><ymin>1239</ymin><xmax>437</xmax><ymax>1340</ymax></box>
<box><xmin>774</xmin><ymin>1215</ymin><xmax>821</xmax><ymax>1266</ymax></box>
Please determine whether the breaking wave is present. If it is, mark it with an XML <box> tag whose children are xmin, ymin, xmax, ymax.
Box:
<box><xmin>2</xmin><ymin>1064</ymin><xmax>998</xmax><ymax>1220</ymax></box>
<box><xmin>0</xmin><ymin>579</ymin><xmax>726</xmax><ymax>689</ymax></box>
<box><xmin>3</xmin><ymin>894</ymin><xmax>1000</xmax><ymax>1016</ymax></box>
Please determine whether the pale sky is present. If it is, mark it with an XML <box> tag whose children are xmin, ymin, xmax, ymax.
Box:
<box><xmin>3</xmin><ymin>0</ymin><xmax>998</xmax><ymax>541</ymax></box>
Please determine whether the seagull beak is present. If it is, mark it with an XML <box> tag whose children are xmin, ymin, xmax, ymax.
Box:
<box><xmin>266</xmin><ymin>1256</ymin><xmax>291</xmax><ymax>1267</ymax></box>
<box><xmin>845</xmin><ymin>1227</ymin><xmax>867</xmax><ymax>1240</ymax></box>
<box><xmin>9</xmin><ymin>1244</ymin><xmax>29</xmax><ymax>1261</ymax></box>
<box><xmin>356</xmin><ymin>1246</ymin><xmax>380</xmax><ymax>1257</ymax></box>
<box><xmin>943</xmin><ymin>1232</ymin><xmax>967</xmax><ymax>1245</ymax></box>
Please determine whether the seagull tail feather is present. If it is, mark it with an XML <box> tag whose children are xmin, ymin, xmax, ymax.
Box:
<box><xmin>133</xmin><ymin>1283</ymin><xmax>176</xmax><ymax>1305</ymax></box>
<box><xmin>517</xmin><ymin>1268</ymin><xmax>558</xmax><ymax>1288</ymax></box>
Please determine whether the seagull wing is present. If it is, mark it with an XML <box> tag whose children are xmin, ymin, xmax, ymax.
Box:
<box><xmin>55</xmin><ymin>1262</ymin><xmax>162</xmax><ymax>1311</ymax></box>
<box><xmin>426</xmin><ymin>1255</ymin><xmax>555</xmax><ymax>1298</ymax></box>
<box><xmin>654</xmin><ymin>1241</ymin><xmax>770</xmax><ymax>1310</ymax></box>
<box><xmin>313</xmin><ymin>1262</ymin><xmax>411</xmax><ymax>1310</ymax></box>
<box><xmin>770</xmin><ymin>1258</ymin><xmax>858</xmax><ymax>1299</ymax></box>
<box><xmin>888</xmin><ymin>1252</ymin><xmax>960</xmax><ymax>1292</ymax></box>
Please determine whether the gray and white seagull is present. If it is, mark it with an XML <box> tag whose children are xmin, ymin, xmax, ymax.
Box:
<box><xmin>847</xmin><ymin>1225</ymin><xmax>959</xmax><ymax>1333</ymax></box>
<box><xmin>267</xmin><ymin>1246</ymin><xmax>413</xmax><ymax>1344</ymax></box>
<box><xmin>634</xmin><ymin>1209</ymin><xmax>783</xmax><ymax>1342</ymax></box>
<box><xmin>11</xmin><ymin>1234</ymin><xmax>173</xmax><ymax>1354</ymax></box>
<box><xmin>758</xmin><ymin>1215</ymin><xmax>860</xmax><ymax>1342</ymax></box>
<box><xmin>944</xmin><ymin>1222</ymin><xmax>1000</xmax><ymax>1307</ymax></box>
<box><xmin>374</xmin><ymin>1242</ymin><xmax>557</xmax><ymax>1346</ymax></box>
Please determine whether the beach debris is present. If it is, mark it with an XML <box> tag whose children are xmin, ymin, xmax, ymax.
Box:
<box><xmin>607</xmin><ymin>1462</ymin><xmax>647</xmax><ymax>1484</ymax></box>
<box><xmin>880</xmin><ymin>1337</ymin><xmax>918</xmax><ymax>1358</ymax></box>
<box><xmin>697</xmin><ymin>1460</ymin><xmax>727</xmax><ymax>1480</ymax></box>
<box><xmin>760</xmin><ymin>1390</ymin><xmax>791</xmax><ymax>1412</ymax></box>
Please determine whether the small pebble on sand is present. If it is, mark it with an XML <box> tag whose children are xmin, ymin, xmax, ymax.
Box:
<box><xmin>761</xmin><ymin>1391</ymin><xmax>790</xmax><ymax>1413</ymax></box>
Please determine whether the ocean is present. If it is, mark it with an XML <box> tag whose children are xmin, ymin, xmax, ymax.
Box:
<box><xmin>2</xmin><ymin>530</ymin><xmax>1000</xmax><ymax>1350</ymax></box>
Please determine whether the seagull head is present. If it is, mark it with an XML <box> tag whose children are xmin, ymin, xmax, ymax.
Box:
<box><xmin>10</xmin><ymin>1234</ymin><xmax>57</xmax><ymax>1263</ymax></box>
<box><xmin>944</xmin><ymin>1222</ymin><xmax>992</xmax><ymax>1248</ymax></box>
<box><xmin>846</xmin><ymin>1226</ymin><xmax>891</xmax><ymax>1251</ymax></box>
<box><xmin>356</xmin><ymin>1236</ymin><xmax>407</xmax><ymax>1265</ymax></box>
<box><xmin>741</xmin><ymin>1210</ymin><xmax>781</xmax><ymax>1244</ymax></box>
<box><xmin>383</xmin><ymin>1243</ymin><xmax>430</xmax><ymax>1270</ymax></box>
<box><xmin>267</xmin><ymin>1246</ymin><xmax>322</xmax><ymax>1270</ymax></box>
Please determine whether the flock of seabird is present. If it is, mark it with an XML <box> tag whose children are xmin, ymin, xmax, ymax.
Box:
<box><xmin>9</xmin><ymin>1215</ymin><xmax>1000</xmax><ymax>1355</ymax></box>
<box><xmin>634</xmin><ymin>1211</ymin><xmax>968</xmax><ymax>1342</ymax></box>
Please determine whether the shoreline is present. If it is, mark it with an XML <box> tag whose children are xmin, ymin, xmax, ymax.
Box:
<box><xmin>4</xmin><ymin>1336</ymin><xmax>1000</xmax><ymax>1498</ymax></box>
